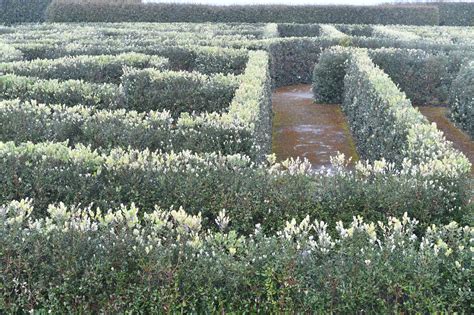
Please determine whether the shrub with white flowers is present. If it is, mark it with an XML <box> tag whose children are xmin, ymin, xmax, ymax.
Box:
<box><xmin>1</xmin><ymin>199</ymin><xmax>471</xmax><ymax>313</ymax></box>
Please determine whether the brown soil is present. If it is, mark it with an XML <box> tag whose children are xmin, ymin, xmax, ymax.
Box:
<box><xmin>417</xmin><ymin>106</ymin><xmax>474</xmax><ymax>174</ymax></box>
<box><xmin>272</xmin><ymin>84</ymin><xmax>358</xmax><ymax>171</ymax></box>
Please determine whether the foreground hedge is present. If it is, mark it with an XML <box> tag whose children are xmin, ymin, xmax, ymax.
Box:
<box><xmin>122</xmin><ymin>69</ymin><xmax>239</xmax><ymax>117</ymax></box>
<box><xmin>1</xmin><ymin>200</ymin><xmax>471</xmax><ymax>312</ymax></box>
<box><xmin>449</xmin><ymin>61</ymin><xmax>474</xmax><ymax>138</ymax></box>
<box><xmin>0</xmin><ymin>53</ymin><xmax>169</xmax><ymax>84</ymax></box>
<box><xmin>0</xmin><ymin>141</ymin><xmax>470</xmax><ymax>234</ymax></box>
<box><xmin>45</xmin><ymin>3</ymin><xmax>439</xmax><ymax>25</ymax></box>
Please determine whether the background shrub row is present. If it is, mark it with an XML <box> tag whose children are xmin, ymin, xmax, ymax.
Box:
<box><xmin>0</xmin><ymin>0</ymin><xmax>52</xmax><ymax>24</ymax></box>
<box><xmin>436</xmin><ymin>2</ymin><xmax>474</xmax><ymax>26</ymax></box>
<box><xmin>44</xmin><ymin>3</ymin><xmax>440</xmax><ymax>25</ymax></box>
<box><xmin>1</xmin><ymin>200</ymin><xmax>470</xmax><ymax>313</ymax></box>
<box><xmin>0</xmin><ymin>74</ymin><xmax>122</xmax><ymax>108</ymax></box>
<box><xmin>2</xmin><ymin>2</ymin><xmax>473</xmax><ymax>26</ymax></box>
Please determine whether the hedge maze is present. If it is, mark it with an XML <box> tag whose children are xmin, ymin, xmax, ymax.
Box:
<box><xmin>0</xmin><ymin>17</ymin><xmax>473</xmax><ymax>313</ymax></box>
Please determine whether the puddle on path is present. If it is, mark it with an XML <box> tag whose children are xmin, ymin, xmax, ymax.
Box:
<box><xmin>418</xmin><ymin>106</ymin><xmax>474</xmax><ymax>174</ymax></box>
<box><xmin>272</xmin><ymin>84</ymin><xmax>358</xmax><ymax>171</ymax></box>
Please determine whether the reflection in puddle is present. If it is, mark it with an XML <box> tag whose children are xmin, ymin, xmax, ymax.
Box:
<box><xmin>272</xmin><ymin>84</ymin><xmax>358</xmax><ymax>170</ymax></box>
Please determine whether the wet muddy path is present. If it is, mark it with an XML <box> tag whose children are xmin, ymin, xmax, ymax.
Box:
<box><xmin>418</xmin><ymin>106</ymin><xmax>474</xmax><ymax>174</ymax></box>
<box><xmin>272</xmin><ymin>84</ymin><xmax>358</xmax><ymax>170</ymax></box>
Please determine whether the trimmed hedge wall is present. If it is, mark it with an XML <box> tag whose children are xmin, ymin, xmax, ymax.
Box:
<box><xmin>45</xmin><ymin>3</ymin><xmax>440</xmax><ymax>25</ymax></box>
<box><xmin>0</xmin><ymin>70</ymin><xmax>239</xmax><ymax>118</ymax></box>
<box><xmin>2</xmin><ymin>201</ymin><xmax>471</xmax><ymax>312</ymax></box>
<box><xmin>266</xmin><ymin>37</ymin><xmax>339</xmax><ymax>87</ymax></box>
<box><xmin>0</xmin><ymin>53</ymin><xmax>169</xmax><ymax>84</ymax></box>
<box><xmin>0</xmin><ymin>74</ymin><xmax>122</xmax><ymax>108</ymax></box>
<box><xmin>0</xmin><ymin>99</ymin><xmax>175</xmax><ymax>152</ymax></box>
<box><xmin>313</xmin><ymin>47</ymin><xmax>471</xmax><ymax>105</ymax></box>
<box><xmin>0</xmin><ymin>42</ymin><xmax>23</xmax><ymax>62</ymax></box>
<box><xmin>277</xmin><ymin>23</ymin><xmax>321</xmax><ymax>38</ymax></box>
<box><xmin>0</xmin><ymin>0</ymin><xmax>52</xmax><ymax>24</ymax></box>
<box><xmin>342</xmin><ymin>49</ymin><xmax>470</xmax><ymax>175</ymax></box>
<box><xmin>449</xmin><ymin>61</ymin><xmax>474</xmax><ymax>138</ymax></box>
<box><xmin>0</xmin><ymin>141</ymin><xmax>470</xmax><ymax>234</ymax></box>
<box><xmin>122</xmin><ymin>69</ymin><xmax>239</xmax><ymax>117</ymax></box>
<box><xmin>0</xmin><ymin>51</ymin><xmax>271</xmax><ymax>159</ymax></box>
<box><xmin>437</xmin><ymin>2</ymin><xmax>474</xmax><ymax>26</ymax></box>
<box><xmin>12</xmin><ymin>42</ymin><xmax>249</xmax><ymax>76</ymax></box>
<box><xmin>312</xmin><ymin>47</ymin><xmax>348</xmax><ymax>103</ymax></box>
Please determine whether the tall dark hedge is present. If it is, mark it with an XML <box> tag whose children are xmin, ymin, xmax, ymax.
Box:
<box><xmin>437</xmin><ymin>2</ymin><xmax>474</xmax><ymax>26</ymax></box>
<box><xmin>45</xmin><ymin>3</ymin><xmax>440</xmax><ymax>25</ymax></box>
<box><xmin>0</xmin><ymin>0</ymin><xmax>52</xmax><ymax>24</ymax></box>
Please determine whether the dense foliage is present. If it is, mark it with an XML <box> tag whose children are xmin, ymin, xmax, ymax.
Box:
<box><xmin>343</xmin><ymin>50</ymin><xmax>469</xmax><ymax>170</ymax></box>
<box><xmin>0</xmin><ymin>141</ymin><xmax>469</xmax><ymax>234</ymax></box>
<box><xmin>313</xmin><ymin>47</ymin><xmax>472</xmax><ymax>105</ymax></box>
<box><xmin>0</xmin><ymin>53</ymin><xmax>169</xmax><ymax>84</ymax></box>
<box><xmin>0</xmin><ymin>0</ymin><xmax>52</xmax><ymax>24</ymax></box>
<box><xmin>45</xmin><ymin>3</ymin><xmax>440</xmax><ymax>25</ymax></box>
<box><xmin>437</xmin><ymin>2</ymin><xmax>474</xmax><ymax>26</ymax></box>
<box><xmin>312</xmin><ymin>47</ymin><xmax>349</xmax><ymax>103</ymax></box>
<box><xmin>122</xmin><ymin>69</ymin><xmax>239</xmax><ymax>117</ymax></box>
<box><xmin>0</xmin><ymin>22</ymin><xmax>472</xmax><ymax>313</ymax></box>
<box><xmin>449</xmin><ymin>61</ymin><xmax>474</xmax><ymax>137</ymax></box>
<box><xmin>0</xmin><ymin>74</ymin><xmax>122</xmax><ymax>107</ymax></box>
<box><xmin>1</xmin><ymin>201</ymin><xmax>471</xmax><ymax>313</ymax></box>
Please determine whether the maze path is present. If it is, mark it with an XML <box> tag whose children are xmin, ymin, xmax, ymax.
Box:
<box><xmin>418</xmin><ymin>106</ymin><xmax>474</xmax><ymax>175</ymax></box>
<box><xmin>272</xmin><ymin>84</ymin><xmax>358</xmax><ymax>170</ymax></box>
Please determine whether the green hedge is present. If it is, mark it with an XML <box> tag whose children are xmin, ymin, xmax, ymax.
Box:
<box><xmin>0</xmin><ymin>99</ymin><xmax>256</xmax><ymax>156</ymax></box>
<box><xmin>449</xmin><ymin>61</ymin><xmax>474</xmax><ymax>138</ymax></box>
<box><xmin>312</xmin><ymin>47</ymin><xmax>348</xmax><ymax>103</ymax></box>
<box><xmin>266</xmin><ymin>37</ymin><xmax>340</xmax><ymax>87</ymax></box>
<box><xmin>12</xmin><ymin>42</ymin><xmax>249</xmax><ymax>75</ymax></box>
<box><xmin>0</xmin><ymin>0</ymin><xmax>52</xmax><ymax>24</ymax></box>
<box><xmin>369</xmin><ymin>48</ymin><xmax>457</xmax><ymax>105</ymax></box>
<box><xmin>45</xmin><ymin>3</ymin><xmax>439</xmax><ymax>25</ymax></box>
<box><xmin>0</xmin><ymin>74</ymin><xmax>122</xmax><ymax>108</ymax></box>
<box><xmin>0</xmin><ymin>141</ymin><xmax>470</xmax><ymax>235</ymax></box>
<box><xmin>342</xmin><ymin>49</ymin><xmax>470</xmax><ymax>175</ymax></box>
<box><xmin>0</xmin><ymin>51</ymin><xmax>270</xmax><ymax>160</ymax></box>
<box><xmin>277</xmin><ymin>23</ymin><xmax>321</xmax><ymax>38</ymax></box>
<box><xmin>0</xmin><ymin>99</ymin><xmax>175</xmax><ymax>152</ymax></box>
<box><xmin>437</xmin><ymin>2</ymin><xmax>474</xmax><ymax>26</ymax></box>
<box><xmin>335</xmin><ymin>24</ymin><xmax>373</xmax><ymax>37</ymax></box>
<box><xmin>313</xmin><ymin>47</ymin><xmax>471</xmax><ymax>105</ymax></box>
<box><xmin>0</xmin><ymin>43</ymin><xmax>23</xmax><ymax>62</ymax></box>
<box><xmin>1</xmin><ymin>200</ymin><xmax>471</xmax><ymax>312</ymax></box>
<box><xmin>0</xmin><ymin>53</ymin><xmax>169</xmax><ymax>84</ymax></box>
<box><xmin>122</xmin><ymin>69</ymin><xmax>239</xmax><ymax>117</ymax></box>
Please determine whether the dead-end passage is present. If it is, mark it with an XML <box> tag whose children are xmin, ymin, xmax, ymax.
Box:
<box><xmin>418</xmin><ymin>106</ymin><xmax>474</xmax><ymax>174</ymax></box>
<box><xmin>272</xmin><ymin>84</ymin><xmax>358</xmax><ymax>170</ymax></box>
